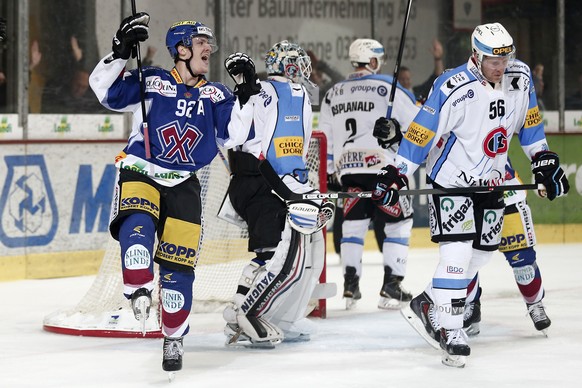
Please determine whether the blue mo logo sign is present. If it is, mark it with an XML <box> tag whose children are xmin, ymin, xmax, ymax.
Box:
<box><xmin>0</xmin><ymin>155</ymin><xmax>58</xmax><ymax>247</ymax></box>
<box><xmin>69</xmin><ymin>164</ymin><xmax>116</xmax><ymax>234</ymax></box>
<box><xmin>0</xmin><ymin>155</ymin><xmax>116</xmax><ymax>248</ymax></box>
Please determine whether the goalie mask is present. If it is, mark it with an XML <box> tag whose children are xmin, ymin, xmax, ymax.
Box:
<box><xmin>265</xmin><ymin>40</ymin><xmax>312</xmax><ymax>84</ymax></box>
<box><xmin>471</xmin><ymin>22</ymin><xmax>515</xmax><ymax>80</ymax></box>
<box><xmin>166</xmin><ymin>20</ymin><xmax>217</xmax><ymax>60</ymax></box>
<box><xmin>349</xmin><ymin>39</ymin><xmax>386</xmax><ymax>74</ymax></box>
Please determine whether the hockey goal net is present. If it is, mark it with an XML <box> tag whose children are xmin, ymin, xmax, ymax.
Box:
<box><xmin>43</xmin><ymin>131</ymin><xmax>329</xmax><ymax>337</ymax></box>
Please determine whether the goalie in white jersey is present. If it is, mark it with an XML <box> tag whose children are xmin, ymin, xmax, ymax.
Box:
<box><xmin>220</xmin><ymin>41</ymin><xmax>334</xmax><ymax>347</ymax></box>
<box><xmin>372</xmin><ymin>23</ymin><xmax>569</xmax><ymax>367</ymax></box>
<box><xmin>319</xmin><ymin>38</ymin><xmax>420</xmax><ymax>310</ymax></box>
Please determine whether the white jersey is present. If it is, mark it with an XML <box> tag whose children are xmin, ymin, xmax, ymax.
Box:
<box><xmin>395</xmin><ymin>58</ymin><xmax>549</xmax><ymax>188</ymax></box>
<box><xmin>319</xmin><ymin>71</ymin><xmax>420</xmax><ymax>178</ymax></box>
<box><xmin>227</xmin><ymin>75</ymin><xmax>314</xmax><ymax>193</ymax></box>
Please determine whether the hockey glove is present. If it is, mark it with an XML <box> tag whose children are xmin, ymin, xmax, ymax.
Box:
<box><xmin>112</xmin><ymin>12</ymin><xmax>150</xmax><ymax>60</ymax></box>
<box><xmin>531</xmin><ymin>150</ymin><xmax>569</xmax><ymax>200</ymax></box>
<box><xmin>0</xmin><ymin>17</ymin><xmax>6</xmax><ymax>42</ymax></box>
<box><xmin>372</xmin><ymin>165</ymin><xmax>408</xmax><ymax>207</ymax></box>
<box><xmin>225</xmin><ymin>52</ymin><xmax>261</xmax><ymax>106</ymax></box>
<box><xmin>373</xmin><ymin>117</ymin><xmax>402</xmax><ymax>149</ymax></box>
<box><xmin>327</xmin><ymin>174</ymin><xmax>342</xmax><ymax>192</ymax></box>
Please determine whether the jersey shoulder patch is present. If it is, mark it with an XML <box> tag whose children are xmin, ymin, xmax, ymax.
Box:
<box><xmin>435</xmin><ymin>67</ymin><xmax>473</xmax><ymax>97</ymax></box>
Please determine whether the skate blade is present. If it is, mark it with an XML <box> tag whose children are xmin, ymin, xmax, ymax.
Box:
<box><xmin>441</xmin><ymin>351</ymin><xmax>466</xmax><ymax>368</ymax></box>
<box><xmin>540</xmin><ymin>328</ymin><xmax>549</xmax><ymax>338</ymax></box>
<box><xmin>345</xmin><ymin>297</ymin><xmax>359</xmax><ymax>310</ymax></box>
<box><xmin>378</xmin><ymin>297</ymin><xmax>402</xmax><ymax>310</ymax></box>
<box><xmin>168</xmin><ymin>371</ymin><xmax>176</xmax><ymax>382</ymax></box>
<box><xmin>463</xmin><ymin>323</ymin><xmax>480</xmax><ymax>337</ymax></box>
<box><xmin>400</xmin><ymin>305</ymin><xmax>440</xmax><ymax>350</ymax></box>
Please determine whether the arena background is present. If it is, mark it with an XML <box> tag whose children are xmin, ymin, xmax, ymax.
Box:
<box><xmin>0</xmin><ymin>0</ymin><xmax>580</xmax><ymax>281</ymax></box>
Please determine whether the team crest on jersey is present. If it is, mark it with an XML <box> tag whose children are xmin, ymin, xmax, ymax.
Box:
<box><xmin>199</xmin><ymin>85</ymin><xmax>225</xmax><ymax>103</ymax></box>
<box><xmin>145</xmin><ymin>76</ymin><xmax>177</xmax><ymax>97</ymax></box>
<box><xmin>157</xmin><ymin>121</ymin><xmax>203</xmax><ymax>164</ymax></box>
<box><xmin>482</xmin><ymin>126</ymin><xmax>508</xmax><ymax>158</ymax></box>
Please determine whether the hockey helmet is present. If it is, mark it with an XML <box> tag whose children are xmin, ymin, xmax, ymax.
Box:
<box><xmin>349</xmin><ymin>39</ymin><xmax>386</xmax><ymax>73</ymax></box>
<box><xmin>471</xmin><ymin>22</ymin><xmax>515</xmax><ymax>71</ymax></box>
<box><xmin>166</xmin><ymin>21</ymin><xmax>217</xmax><ymax>59</ymax></box>
<box><xmin>265</xmin><ymin>40</ymin><xmax>312</xmax><ymax>84</ymax></box>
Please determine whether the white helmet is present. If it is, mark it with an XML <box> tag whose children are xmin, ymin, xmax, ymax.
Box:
<box><xmin>471</xmin><ymin>22</ymin><xmax>515</xmax><ymax>71</ymax></box>
<box><xmin>349</xmin><ymin>39</ymin><xmax>386</xmax><ymax>74</ymax></box>
<box><xmin>265</xmin><ymin>40</ymin><xmax>312</xmax><ymax>84</ymax></box>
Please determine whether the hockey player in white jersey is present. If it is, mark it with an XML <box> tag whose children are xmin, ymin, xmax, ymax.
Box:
<box><xmin>89</xmin><ymin>15</ymin><xmax>257</xmax><ymax>375</ymax></box>
<box><xmin>319</xmin><ymin>39</ymin><xmax>420</xmax><ymax>310</ymax></box>
<box><xmin>463</xmin><ymin>159</ymin><xmax>553</xmax><ymax>336</ymax></box>
<box><xmin>372</xmin><ymin>23</ymin><xmax>569</xmax><ymax>367</ymax></box>
<box><xmin>221</xmin><ymin>41</ymin><xmax>334</xmax><ymax>347</ymax></box>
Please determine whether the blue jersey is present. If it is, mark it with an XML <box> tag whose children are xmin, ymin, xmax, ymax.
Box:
<box><xmin>394</xmin><ymin>58</ymin><xmax>548</xmax><ymax>188</ymax></box>
<box><xmin>90</xmin><ymin>57</ymin><xmax>237</xmax><ymax>186</ymax></box>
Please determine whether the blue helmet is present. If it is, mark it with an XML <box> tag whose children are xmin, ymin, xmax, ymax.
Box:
<box><xmin>166</xmin><ymin>21</ymin><xmax>217</xmax><ymax>59</ymax></box>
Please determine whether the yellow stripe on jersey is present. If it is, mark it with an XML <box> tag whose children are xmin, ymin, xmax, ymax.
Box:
<box><xmin>404</xmin><ymin>122</ymin><xmax>435</xmax><ymax>147</ymax></box>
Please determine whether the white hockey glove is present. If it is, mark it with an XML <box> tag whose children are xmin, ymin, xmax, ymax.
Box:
<box><xmin>287</xmin><ymin>200</ymin><xmax>335</xmax><ymax>235</ymax></box>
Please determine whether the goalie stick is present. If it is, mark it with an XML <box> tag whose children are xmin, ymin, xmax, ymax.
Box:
<box><xmin>258</xmin><ymin>159</ymin><xmax>542</xmax><ymax>201</ymax></box>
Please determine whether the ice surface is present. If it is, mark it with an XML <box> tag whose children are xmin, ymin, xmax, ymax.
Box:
<box><xmin>1</xmin><ymin>244</ymin><xmax>581</xmax><ymax>387</ymax></box>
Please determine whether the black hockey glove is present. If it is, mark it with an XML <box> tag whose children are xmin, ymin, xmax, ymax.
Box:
<box><xmin>327</xmin><ymin>174</ymin><xmax>342</xmax><ymax>192</ymax></box>
<box><xmin>0</xmin><ymin>17</ymin><xmax>6</xmax><ymax>42</ymax></box>
<box><xmin>371</xmin><ymin>165</ymin><xmax>408</xmax><ymax>207</ymax></box>
<box><xmin>530</xmin><ymin>150</ymin><xmax>569</xmax><ymax>200</ymax></box>
<box><xmin>373</xmin><ymin>117</ymin><xmax>403</xmax><ymax>149</ymax></box>
<box><xmin>112</xmin><ymin>12</ymin><xmax>150</xmax><ymax>60</ymax></box>
<box><xmin>225</xmin><ymin>52</ymin><xmax>261</xmax><ymax>106</ymax></box>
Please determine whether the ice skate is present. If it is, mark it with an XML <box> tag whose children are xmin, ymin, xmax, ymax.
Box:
<box><xmin>463</xmin><ymin>300</ymin><xmax>481</xmax><ymax>337</ymax></box>
<box><xmin>343</xmin><ymin>266</ymin><xmax>362</xmax><ymax>310</ymax></box>
<box><xmin>401</xmin><ymin>292</ymin><xmax>441</xmax><ymax>349</ymax></box>
<box><xmin>378</xmin><ymin>275</ymin><xmax>412</xmax><ymax>310</ymax></box>
<box><xmin>130</xmin><ymin>287</ymin><xmax>152</xmax><ymax>336</ymax></box>
<box><xmin>162</xmin><ymin>336</ymin><xmax>184</xmax><ymax>381</ymax></box>
<box><xmin>281</xmin><ymin>318</ymin><xmax>314</xmax><ymax>343</ymax></box>
<box><xmin>440</xmin><ymin>328</ymin><xmax>470</xmax><ymax>368</ymax></box>
<box><xmin>224</xmin><ymin>322</ymin><xmax>280</xmax><ymax>349</ymax></box>
<box><xmin>527</xmin><ymin>301</ymin><xmax>551</xmax><ymax>336</ymax></box>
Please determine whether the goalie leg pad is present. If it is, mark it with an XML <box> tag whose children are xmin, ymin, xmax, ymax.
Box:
<box><xmin>267</xmin><ymin>231</ymin><xmax>326</xmax><ymax>340</ymax></box>
<box><xmin>236</xmin><ymin>313</ymin><xmax>283</xmax><ymax>344</ymax></box>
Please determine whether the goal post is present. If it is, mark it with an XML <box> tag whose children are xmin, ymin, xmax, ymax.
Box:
<box><xmin>43</xmin><ymin>131</ymin><xmax>330</xmax><ymax>337</ymax></box>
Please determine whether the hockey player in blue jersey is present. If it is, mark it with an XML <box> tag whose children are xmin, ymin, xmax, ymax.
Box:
<box><xmin>319</xmin><ymin>39</ymin><xmax>420</xmax><ymax>310</ymax></box>
<box><xmin>89</xmin><ymin>14</ymin><xmax>258</xmax><ymax>374</ymax></box>
<box><xmin>220</xmin><ymin>41</ymin><xmax>334</xmax><ymax>347</ymax></box>
<box><xmin>372</xmin><ymin>22</ymin><xmax>569</xmax><ymax>367</ymax></box>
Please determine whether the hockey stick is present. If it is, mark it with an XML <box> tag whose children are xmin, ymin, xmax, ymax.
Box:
<box><xmin>386</xmin><ymin>0</ymin><xmax>413</xmax><ymax>119</ymax></box>
<box><xmin>131</xmin><ymin>0</ymin><xmax>151</xmax><ymax>159</ymax></box>
<box><xmin>258</xmin><ymin>159</ymin><xmax>541</xmax><ymax>201</ymax></box>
